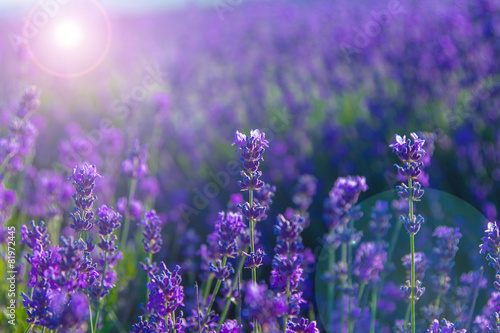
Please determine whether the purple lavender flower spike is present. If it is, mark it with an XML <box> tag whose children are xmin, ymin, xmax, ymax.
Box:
<box><xmin>293</xmin><ymin>175</ymin><xmax>317</xmax><ymax>212</ymax></box>
<box><xmin>122</xmin><ymin>139</ymin><xmax>150</xmax><ymax>179</ymax></box>
<box><xmin>402</xmin><ymin>252</ymin><xmax>430</xmax><ymax>281</ymax></box>
<box><xmin>427</xmin><ymin>318</ymin><xmax>467</xmax><ymax>333</ymax></box>
<box><xmin>215</xmin><ymin>319</ymin><xmax>241</xmax><ymax>333</ymax></box>
<box><xmin>243</xmin><ymin>248</ymin><xmax>266</xmax><ymax>269</ymax></box>
<box><xmin>323</xmin><ymin>175</ymin><xmax>368</xmax><ymax>230</ymax></box>
<box><xmin>216</xmin><ymin>211</ymin><xmax>245</xmax><ymax>258</ymax></box>
<box><xmin>400</xmin><ymin>214</ymin><xmax>425</xmax><ymax>235</ymax></box>
<box><xmin>139</xmin><ymin>210</ymin><xmax>164</xmax><ymax>254</ymax></box>
<box><xmin>209</xmin><ymin>260</ymin><xmax>234</xmax><ymax>281</ymax></box>
<box><xmin>353</xmin><ymin>242</ymin><xmax>387</xmax><ymax>284</ymax></box>
<box><xmin>368</xmin><ymin>200</ymin><xmax>392</xmax><ymax>239</ymax></box>
<box><xmin>233</xmin><ymin>129</ymin><xmax>269</xmax><ymax>189</ymax></box>
<box><xmin>147</xmin><ymin>263</ymin><xmax>184</xmax><ymax>318</ymax></box>
<box><xmin>286</xmin><ymin>318</ymin><xmax>320</xmax><ymax>333</ymax></box>
<box><xmin>432</xmin><ymin>226</ymin><xmax>462</xmax><ymax>292</ymax></box>
<box><xmin>68</xmin><ymin>163</ymin><xmax>101</xmax><ymax>233</ymax></box>
<box><xmin>401</xmin><ymin>279</ymin><xmax>425</xmax><ymax>301</ymax></box>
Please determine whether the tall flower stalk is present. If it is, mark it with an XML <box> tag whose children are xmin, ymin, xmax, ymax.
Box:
<box><xmin>232</xmin><ymin>129</ymin><xmax>269</xmax><ymax>283</ymax></box>
<box><xmin>390</xmin><ymin>133</ymin><xmax>427</xmax><ymax>333</ymax></box>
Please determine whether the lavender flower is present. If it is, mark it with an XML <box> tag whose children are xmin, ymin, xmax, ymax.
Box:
<box><xmin>353</xmin><ymin>242</ymin><xmax>387</xmax><ymax>284</ymax></box>
<box><xmin>243</xmin><ymin>248</ymin><xmax>266</xmax><ymax>270</ymax></box>
<box><xmin>68</xmin><ymin>164</ymin><xmax>101</xmax><ymax>233</ymax></box>
<box><xmin>139</xmin><ymin>210</ymin><xmax>164</xmax><ymax>254</ymax></box>
<box><xmin>232</xmin><ymin>129</ymin><xmax>269</xmax><ymax>176</ymax></box>
<box><xmin>216</xmin><ymin>211</ymin><xmax>245</xmax><ymax>258</ymax></box>
<box><xmin>293</xmin><ymin>174</ymin><xmax>318</xmax><ymax>212</ymax></box>
<box><xmin>427</xmin><ymin>318</ymin><xmax>466</xmax><ymax>333</ymax></box>
<box><xmin>323</xmin><ymin>175</ymin><xmax>368</xmax><ymax>230</ymax></box>
<box><xmin>244</xmin><ymin>282</ymin><xmax>286</xmax><ymax>330</ymax></box>
<box><xmin>0</xmin><ymin>182</ymin><xmax>17</xmax><ymax>243</ymax></box>
<box><xmin>286</xmin><ymin>318</ymin><xmax>320</xmax><ymax>333</ymax></box>
<box><xmin>368</xmin><ymin>200</ymin><xmax>392</xmax><ymax>239</ymax></box>
<box><xmin>122</xmin><ymin>139</ymin><xmax>150</xmax><ymax>179</ymax></box>
<box><xmin>253</xmin><ymin>182</ymin><xmax>276</xmax><ymax>220</ymax></box>
<box><xmin>147</xmin><ymin>263</ymin><xmax>184</xmax><ymax>322</ymax></box>
<box><xmin>402</xmin><ymin>252</ymin><xmax>430</xmax><ymax>281</ymax></box>
<box><xmin>209</xmin><ymin>260</ymin><xmax>234</xmax><ymax>281</ymax></box>
<box><xmin>432</xmin><ymin>226</ymin><xmax>462</xmax><ymax>293</ymax></box>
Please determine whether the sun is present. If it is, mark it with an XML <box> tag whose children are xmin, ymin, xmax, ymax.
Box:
<box><xmin>53</xmin><ymin>20</ymin><xmax>82</xmax><ymax>49</ymax></box>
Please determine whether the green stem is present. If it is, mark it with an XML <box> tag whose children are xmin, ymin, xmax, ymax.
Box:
<box><xmin>408</xmin><ymin>176</ymin><xmax>416</xmax><ymax>333</ymax></box>
<box><xmin>357</xmin><ymin>283</ymin><xmax>366</xmax><ymax>303</ymax></box>
<box><xmin>404</xmin><ymin>301</ymin><xmax>411</xmax><ymax>327</ymax></box>
<box><xmin>410</xmin><ymin>233</ymin><xmax>415</xmax><ymax>333</ymax></box>
<box><xmin>434</xmin><ymin>276</ymin><xmax>445</xmax><ymax>309</ymax></box>
<box><xmin>465</xmin><ymin>267</ymin><xmax>484</xmax><ymax>331</ymax></box>
<box><xmin>120</xmin><ymin>179</ymin><xmax>137</xmax><ymax>251</ymax></box>
<box><xmin>203</xmin><ymin>274</ymin><xmax>215</xmax><ymax>305</ymax></box>
<box><xmin>217</xmin><ymin>255</ymin><xmax>245</xmax><ymax>330</ymax></box>
<box><xmin>249</xmin><ymin>184</ymin><xmax>256</xmax><ymax>284</ymax></box>
<box><xmin>203</xmin><ymin>257</ymin><xmax>227</xmax><ymax>323</ymax></box>
<box><xmin>327</xmin><ymin>246</ymin><xmax>336</xmax><ymax>330</ymax></box>
<box><xmin>89</xmin><ymin>304</ymin><xmax>94</xmax><ymax>333</ymax></box>
<box><xmin>370</xmin><ymin>286</ymin><xmax>378</xmax><ymax>333</ymax></box>
<box><xmin>94</xmin><ymin>251</ymin><xmax>108</xmax><ymax>333</ymax></box>
<box><xmin>284</xmin><ymin>277</ymin><xmax>290</xmax><ymax>333</ymax></box>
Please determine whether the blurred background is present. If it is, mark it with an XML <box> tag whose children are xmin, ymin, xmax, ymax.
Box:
<box><xmin>1</xmin><ymin>0</ymin><xmax>499</xmax><ymax>330</ymax></box>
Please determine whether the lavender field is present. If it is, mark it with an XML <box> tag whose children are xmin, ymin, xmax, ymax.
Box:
<box><xmin>1</xmin><ymin>0</ymin><xmax>500</xmax><ymax>332</ymax></box>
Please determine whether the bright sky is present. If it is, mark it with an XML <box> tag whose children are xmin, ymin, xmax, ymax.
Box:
<box><xmin>0</xmin><ymin>0</ymin><xmax>197</xmax><ymax>15</ymax></box>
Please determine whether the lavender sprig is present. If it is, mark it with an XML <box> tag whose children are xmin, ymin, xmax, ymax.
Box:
<box><xmin>390</xmin><ymin>133</ymin><xmax>427</xmax><ymax>333</ymax></box>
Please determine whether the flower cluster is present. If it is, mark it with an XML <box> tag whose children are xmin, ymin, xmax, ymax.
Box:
<box><xmin>20</xmin><ymin>221</ymin><xmax>97</xmax><ymax>331</ymax></box>
<box><xmin>122</xmin><ymin>139</ymin><xmax>150</xmax><ymax>179</ymax></box>
<box><xmin>368</xmin><ymin>200</ymin><xmax>392</xmax><ymax>240</ymax></box>
<box><xmin>68</xmin><ymin>163</ymin><xmax>101</xmax><ymax>233</ymax></box>
<box><xmin>146</xmin><ymin>263</ymin><xmax>184</xmax><ymax>330</ymax></box>
<box><xmin>428</xmin><ymin>318</ymin><xmax>467</xmax><ymax>333</ymax></box>
<box><xmin>139</xmin><ymin>210</ymin><xmax>164</xmax><ymax>254</ymax></box>
<box><xmin>432</xmin><ymin>226</ymin><xmax>462</xmax><ymax>293</ymax></box>
<box><xmin>353</xmin><ymin>242</ymin><xmax>387</xmax><ymax>285</ymax></box>
<box><xmin>0</xmin><ymin>86</ymin><xmax>40</xmax><ymax>173</ymax></box>
<box><xmin>323</xmin><ymin>175</ymin><xmax>368</xmax><ymax>230</ymax></box>
<box><xmin>0</xmin><ymin>181</ymin><xmax>17</xmax><ymax>243</ymax></box>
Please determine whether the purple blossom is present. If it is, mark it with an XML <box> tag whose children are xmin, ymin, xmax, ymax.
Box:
<box><xmin>139</xmin><ymin>210</ymin><xmax>164</xmax><ymax>254</ymax></box>
<box><xmin>286</xmin><ymin>318</ymin><xmax>320</xmax><ymax>333</ymax></box>
<box><xmin>96</xmin><ymin>205</ymin><xmax>122</xmax><ymax>237</ymax></box>
<box><xmin>122</xmin><ymin>139</ymin><xmax>150</xmax><ymax>179</ymax></box>
<box><xmin>209</xmin><ymin>260</ymin><xmax>234</xmax><ymax>281</ymax></box>
<box><xmin>232</xmin><ymin>129</ymin><xmax>269</xmax><ymax>172</ymax></box>
<box><xmin>243</xmin><ymin>248</ymin><xmax>266</xmax><ymax>270</ymax></box>
<box><xmin>274</xmin><ymin>214</ymin><xmax>304</xmax><ymax>256</ymax></box>
<box><xmin>432</xmin><ymin>226</ymin><xmax>462</xmax><ymax>283</ymax></box>
<box><xmin>214</xmin><ymin>320</ymin><xmax>241</xmax><ymax>333</ymax></box>
<box><xmin>368</xmin><ymin>200</ymin><xmax>392</xmax><ymax>239</ymax></box>
<box><xmin>253</xmin><ymin>182</ymin><xmax>276</xmax><ymax>220</ymax></box>
<box><xmin>427</xmin><ymin>318</ymin><xmax>466</xmax><ymax>333</ymax></box>
<box><xmin>323</xmin><ymin>175</ymin><xmax>368</xmax><ymax>229</ymax></box>
<box><xmin>402</xmin><ymin>252</ymin><xmax>430</xmax><ymax>281</ymax></box>
<box><xmin>293</xmin><ymin>174</ymin><xmax>317</xmax><ymax>212</ymax></box>
<box><xmin>244</xmin><ymin>282</ymin><xmax>285</xmax><ymax>330</ymax></box>
<box><xmin>68</xmin><ymin>164</ymin><xmax>101</xmax><ymax>233</ymax></box>
<box><xmin>215</xmin><ymin>211</ymin><xmax>245</xmax><ymax>258</ymax></box>
<box><xmin>401</xmin><ymin>279</ymin><xmax>425</xmax><ymax>302</ymax></box>
<box><xmin>270</xmin><ymin>254</ymin><xmax>303</xmax><ymax>292</ymax></box>
<box><xmin>401</xmin><ymin>214</ymin><xmax>425</xmax><ymax>235</ymax></box>
<box><xmin>147</xmin><ymin>263</ymin><xmax>184</xmax><ymax>317</ymax></box>
<box><xmin>390</xmin><ymin>133</ymin><xmax>426</xmax><ymax>164</ymax></box>
<box><xmin>353</xmin><ymin>242</ymin><xmax>387</xmax><ymax>284</ymax></box>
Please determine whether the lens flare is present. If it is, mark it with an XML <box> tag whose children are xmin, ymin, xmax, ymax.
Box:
<box><xmin>53</xmin><ymin>20</ymin><xmax>82</xmax><ymax>49</ymax></box>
